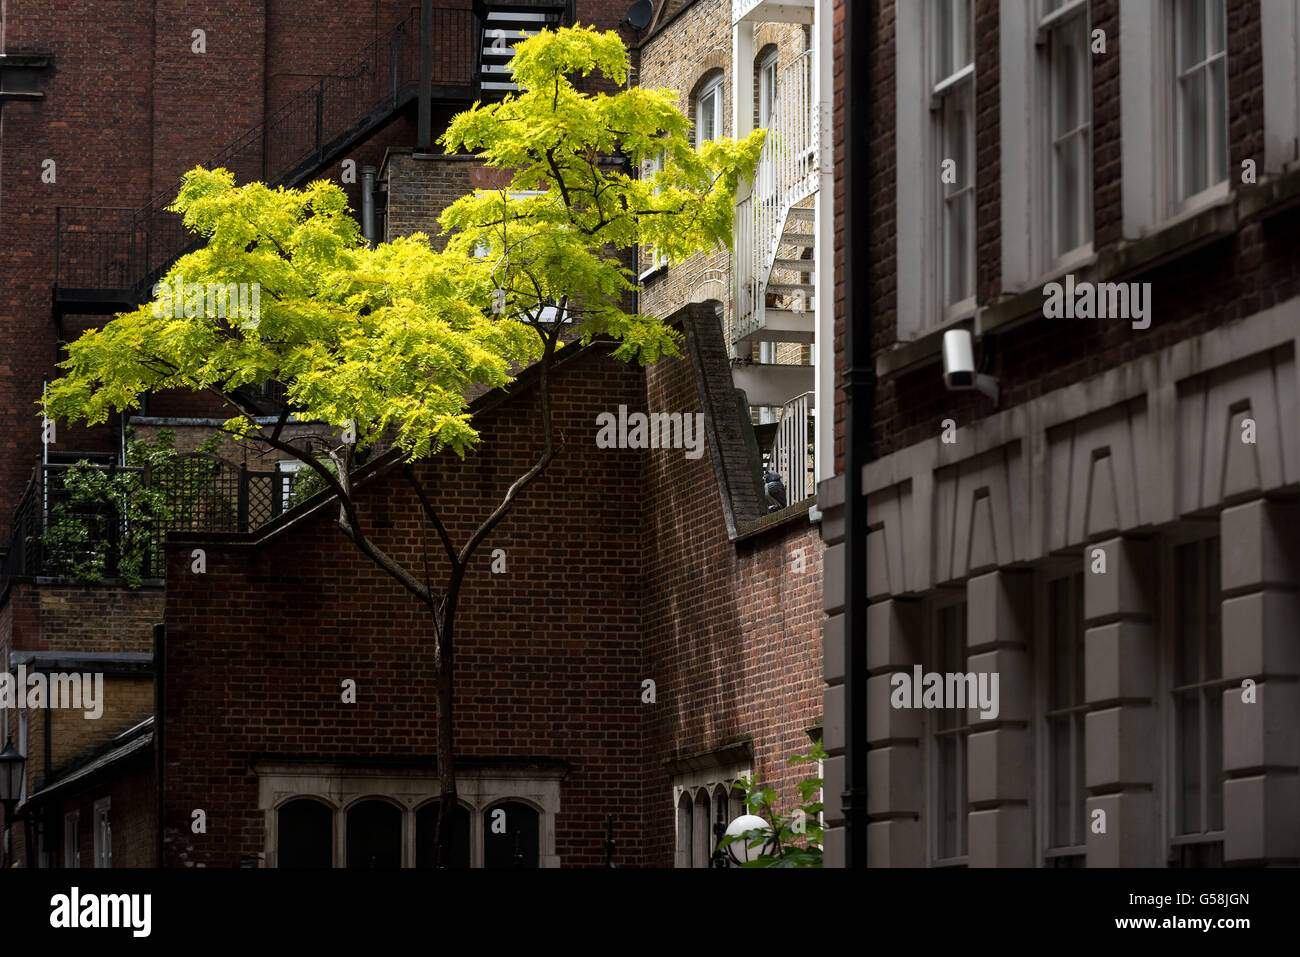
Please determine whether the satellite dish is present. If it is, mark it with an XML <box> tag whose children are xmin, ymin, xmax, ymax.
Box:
<box><xmin>623</xmin><ymin>0</ymin><xmax>654</xmax><ymax>31</ymax></box>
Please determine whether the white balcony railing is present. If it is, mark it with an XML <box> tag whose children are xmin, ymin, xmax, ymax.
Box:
<box><xmin>734</xmin><ymin>48</ymin><xmax>819</xmax><ymax>345</ymax></box>
<box><xmin>769</xmin><ymin>391</ymin><xmax>815</xmax><ymax>506</ymax></box>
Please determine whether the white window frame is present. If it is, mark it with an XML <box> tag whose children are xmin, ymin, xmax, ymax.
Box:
<box><xmin>695</xmin><ymin>73</ymin><xmax>724</xmax><ymax>147</ymax></box>
<box><xmin>757</xmin><ymin>50</ymin><xmax>779</xmax><ymax>200</ymax></box>
<box><xmin>638</xmin><ymin>151</ymin><xmax>669</xmax><ymax>280</ymax></box>
<box><xmin>473</xmin><ymin>190</ymin><xmax>562</xmax><ymax>323</ymax></box>
<box><xmin>896</xmin><ymin>1</ymin><xmax>976</xmax><ymax>341</ymax></box>
<box><xmin>931</xmin><ymin>0</ymin><xmax>976</xmax><ymax>325</ymax></box>
<box><xmin>758</xmin><ymin>50</ymin><xmax>778</xmax><ymax>130</ymax></box>
<box><xmin>276</xmin><ymin>460</ymin><xmax>304</xmax><ymax>512</ymax></box>
<box><xmin>925</xmin><ymin>590</ymin><xmax>969</xmax><ymax>867</ymax></box>
<box><xmin>1120</xmin><ymin>0</ymin><xmax>1230</xmax><ymax>238</ymax></box>
<box><xmin>1171</xmin><ymin>0</ymin><xmax>1229</xmax><ymax>211</ymax></box>
<box><xmin>1161</xmin><ymin>526</ymin><xmax>1226</xmax><ymax>866</ymax></box>
<box><xmin>1002</xmin><ymin>0</ymin><xmax>1095</xmax><ymax>291</ymax></box>
<box><xmin>1261</xmin><ymin>1</ymin><xmax>1300</xmax><ymax>174</ymax></box>
<box><xmin>93</xmin><ymin>797</ymin><xmax>112</xmax><ymax>868</ymax></box>
<box><xmin>63</xmin><ymin>811</ymin><xmax>80</xmax><ymax>868</ymax></box>
<box><xmin>1039</xmin><ymin>0</ymin><xmax>1094</xmax><ymax>271</ymax></box>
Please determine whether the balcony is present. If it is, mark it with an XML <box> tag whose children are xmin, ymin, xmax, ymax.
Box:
<box><xmin>0</xmin><ymin>458</ymin><xmax>302</xmax><ymax>590</ymax></box>
<box><xmin>759</xmin><ymin>391</ymin><xmax>815</xmax><ymax>508</ymax></box>
<box><xmin>732</xmin><ymin>0</ymin><xmax>814</xmax><ymax>25</ymax></box>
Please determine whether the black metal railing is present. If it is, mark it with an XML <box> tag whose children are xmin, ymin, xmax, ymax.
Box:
<box><xmin>53</xmin><ymin>207</ymin><xmax>137</xmax><ymax>291</ymax></box>
<box><xmin>0</xmin><ymin>457</ymin><xmax>300</xmax><ymax>589</ymax></box>
<box><xmin>55</xmin><ymin>5</ymin><xmax>480</xmax><ymax>298</ymax></box>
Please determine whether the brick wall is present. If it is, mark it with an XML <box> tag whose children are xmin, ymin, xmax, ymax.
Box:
<box><xmin>1</xmin><ymin>583</ymin><xmax>160</xmax><ymax>657</ymax></box>
<box><xmin>158</xmin><ymin>324</ymin><xmax>825</xmax><ymax>866</ymax></box>
<box><xmin>50</xmin><ymin>760</ymin><xmax>157</xmax><ymax>868</ymax></box>
<box><xmin>160</xmin><ymin>343</ymin><xmax>652</xmax><ymax>867</ymax></box>
<box><xmin>43</xmin><ymin>677</ymin><xmax>154</xmax><ymax>781</ymax></box>
<box><xmin>383</xmin><ymin>151</ymin><xmax>487</xmax><ymax>245</ymax></box>
<box><xmin>641</xmin><ymin>310</ymin><xmax>824</xmax><ymax>865</ymax></box>
<box><xmin>0</xmin><ymin>0</ymin><xmax>153</xmax><ymax>540</ymax></box>
<box><xmin>37</xmin><ymin>587</ymin><xmax>161</xmax><ymax>653</ymax></box>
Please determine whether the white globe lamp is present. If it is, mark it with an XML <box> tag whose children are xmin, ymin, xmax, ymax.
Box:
<box><xmin>724</xmin><ymin>814</ymin><xmax>774</xmax><ymax>865</ymax></box>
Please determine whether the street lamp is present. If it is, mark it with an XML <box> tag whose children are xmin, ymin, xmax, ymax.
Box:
<box><xmin>723</xmin><ymin>813</ymin><xmax>775</xmax><ymax>866</ymax></box>
<box><xmin>0</xmin><ymin>737</ymin><xmax>26</xmax><ymax>868</ymax></box>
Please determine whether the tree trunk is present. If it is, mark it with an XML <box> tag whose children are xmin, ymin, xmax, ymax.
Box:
<box><xmin>432</xmin><ymin>596</ymin><xmax>458</xmax><ymax>866</ymax></box>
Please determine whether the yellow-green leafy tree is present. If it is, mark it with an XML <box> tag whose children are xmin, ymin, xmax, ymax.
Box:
<box><xmin>45</xmin><ymin>25</ymin><xmax>763</xmax><ymax>865</ymax></box>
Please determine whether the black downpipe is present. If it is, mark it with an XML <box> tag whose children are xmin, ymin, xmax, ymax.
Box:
<box><xmin>841</xmin><ymin>0</ymin><xmax>876</xmax><ymax>868</ymax></box>
<box><xmin>44</xmin><ymin>668</ymin><xmax>52</xmax><ymax>782</ymax></box>
<box><xmin>154</xmin><ymin>622</ymin><xmax>165</xmax><ymax>867</ymax></box>
<box><xmin>418</xmin><ymin>0</ymin><xmax>432</xmax><ymax>151</ymax></box>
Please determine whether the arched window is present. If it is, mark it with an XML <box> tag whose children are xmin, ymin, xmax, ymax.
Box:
<box><xmin>483</xmin><ymin>801</ymin><xmax>540</xmax><ymax>868</ymax></box>
<box><xmin>675</xmin><ymin>792</ymin><xmax>693</xmax><ymax>868</ymax></box>
<box><xmin>713</xmin><ymin>783</ymin><xmax>734</xmax><ymax>828</ymax></box>
<box><xmin>346</xmin><ymin>799</ymin><xmax>402</xmax><ymax>869</ymax></box>
<box><xmin>415</xmin><ymin>801</ymin><xmax>471</xmax><ymax>868</ymax></box>
<box><xmin>277</xmin><ymin>798</ymin><xmax>333</xmax><ymax>868</ymax></box>
<box><xmin>692</xmin><ymin>789</ymin><xmax>712</xmax><ymax>868</ymax></box>
<box><xmin>756</xmin><ymin>48</ymin><xmax>779</xmax><ymax>200</ymax></box>
<box><xmin>694</xmin><ymin>71</ymin><xmax>724</xmax><ymax>146</ymax></box>
<box><xmin>757</xmin><ymin>48</ymin><xmax>778</xmax><ymax>131</ymax></box>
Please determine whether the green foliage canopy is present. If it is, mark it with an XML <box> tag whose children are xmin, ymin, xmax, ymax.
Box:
<box><xmin>45</xmin><ymin>25</ymin><xmax>764</xmax><ymax>466</ymax></box>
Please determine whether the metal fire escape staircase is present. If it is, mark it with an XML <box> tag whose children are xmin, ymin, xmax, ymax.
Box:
<box><xmin>732</xmin><ymin>47</ymin><xmax>817</xmax><ymax>354</ymax></box>
<box><xmin>730</xmin><ymin>0</ymin><xmax>820</xmax><ymax>505</ymax></box>
<box><xmin>477</xmin><ymin>3</ymin><xmax>566</xmax><ymax>95</ymax></box>
<box><xmin>52</xmin><ymin>3</ymin><xmax>565</xmax><ymax>322</ymax></box>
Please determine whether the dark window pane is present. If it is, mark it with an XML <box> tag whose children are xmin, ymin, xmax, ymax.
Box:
<box><xmin>1073</xmin><ymin>711</ymin><xmax>1087</xmax><ymax>845</ymax></box>
<box><xmin>677</xmin><ymin>793</ymin><xmax>692</xmax><ymax>867</ymax></box>
<box><xmin>1206</xmin><ymin>539</ymin><xmax>1221</xmax><ymax>680</ymax></box>
<box><xmin>1171</xmin><ymin>840</ymin><xmax>1225</xmax><ymax>868</ymax></box>
<box><xmin>1048</xmin><ymin>853</ymin><xmax>1085</xmax><ymax>868</ymax></box>
<box><xmin>1049</xmin><ymin>716</ymin><xmax>1072</xmax><ymax>848</ymax></box>
<box><xmin>346</xmin><ymin>800</ymin><xmax>402</xmax><ymax>869</ymax></box>
<box><xmin>483</xmin><ymin>801</ymin><xmax>540</xmax><ymax>869</ymax></box>
<box><xmin>1206</xmin><ymin>689</ymin><xmax>1223</xmax><ymax>831</ymax></box>
<box><xmin>1175</xmin><ymin>542</ymin><xmax>1199</xmax><ymax>684</ymax></box>
<box><xmin>1049</xmin><ymin>578</ymin><xmax>1070</xmax><ymax>709</ymax></box>
<box><xmin>1072</xmin><ymin>573</ymin><xmax>1085</xmax><ymax>706</ymax></box>
<box><xmin>416</xmin><ymin>802</ymin><xmax>471</xmax><ymax>868</ymax></box>
<box><xmin>1177</xmin><ymin>693</ymin><xmax>1201</xmax><ymax>834</ymax></box>
<box><xmin>277</xmin><ymin>799</ymin><xmax>332</xmax><ymax>868</ymax></box>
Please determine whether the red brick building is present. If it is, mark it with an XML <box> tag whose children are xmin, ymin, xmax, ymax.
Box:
<box><xmin>1</xmin><ymin>0</ymin><xmax>828</xmax><ymax>868</ymax></box>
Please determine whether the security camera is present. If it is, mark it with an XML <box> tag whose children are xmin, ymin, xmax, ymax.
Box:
<box><xmin>942</xmin><ymin>328</ymin><xmax>999</xmax><ymax>406</ymax></box>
